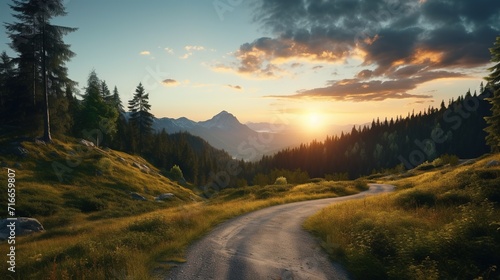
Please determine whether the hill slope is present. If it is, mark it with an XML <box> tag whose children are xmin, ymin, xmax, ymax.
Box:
<box><xmin>0</xmin><ymin>137</ymin><xmax>199</xmax><ymax>221</ymax></box>
<box><xmin>305</xmin><ymin>153</ymin><xmax>500</xmax><ymax>279</ymax></box>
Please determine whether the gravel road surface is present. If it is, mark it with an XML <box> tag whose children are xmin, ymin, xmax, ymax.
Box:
<box><xmin>167</xmin><ymin>184</ymin><xmax>395</xmax><ymax>280</ymax></box>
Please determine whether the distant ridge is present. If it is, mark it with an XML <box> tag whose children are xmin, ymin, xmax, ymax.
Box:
<box><xmin>152</xmin><ymin>111</ymin><xmax>260</xmax><ymax>159</ymax></box>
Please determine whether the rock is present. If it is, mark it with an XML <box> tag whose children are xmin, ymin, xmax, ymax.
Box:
<box><xmin>95</xmin><ymin>169</ymin><xmax>103</xmax><ymax>176</ymax></box>
<box><xmin>0</xmin><ymin>218</ymin><xmax>45</xmax><ymax>240</ymax></box>
<box><xmin>141</xmin><ymin>164</ymin><xmax>150</xmax><ymax>172</ymax></box>
<box><xmin>130</xmin><ymin>192</ymin><xmax>147</xmax><ymax>201</ymax></box>
<box><xmin>132</xmin><ymin>162</ymin><xmax>142</xmax><ymax>169</ymax></box>
<box><xmin>79</xmin><ymin>139</ymin><xmax>95</xmax><ymax>147</ymax></box>
<box><xmin>13</xmin><ymin>163</ymin><xmax>23</xmax><ymax>169</ymax></box>
<box><xmin>155</xmin><ymin>193</ymin><xmax>175</xmax><ymax>201</ymax></box>
<box><xmin>486</xmin><ymin>160</ymin><xmax>500</xmax><ymax>168</ymax></box>
<box><xmin>117</xmin><ymin>157</ymin><xmax>127</xmax><ymax>163</ymax></box>
<box><xmin>35</xmin><ymin>139</ymin><xmax>46</xmax><ymax>145</ymax></box>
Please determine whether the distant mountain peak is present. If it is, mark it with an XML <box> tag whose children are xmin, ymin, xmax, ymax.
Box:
<box><xmin>201</xmin><ymin>111</ymin><xmax>241</xmax><ymax>130</ymax></box>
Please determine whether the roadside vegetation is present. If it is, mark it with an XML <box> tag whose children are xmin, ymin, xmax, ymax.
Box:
<box><xmin>0</xmin><ymin>138</ymin><xmax>367</xmax><ymax>279</ymax></box>
<box><xmin>305</xmin><ymin>154</ymin><xmax>500</xmax><ymax>280</ymax></box>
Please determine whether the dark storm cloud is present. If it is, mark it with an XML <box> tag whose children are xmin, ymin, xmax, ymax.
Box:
<box><xmin>235</xmin><ymin>0</ymin><xmax>500</xmax><ymax>101</ymax></box>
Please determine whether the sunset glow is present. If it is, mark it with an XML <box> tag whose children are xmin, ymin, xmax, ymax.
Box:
<box><xmin>0</xmin><ymin>0</ymin><xmax>494</xmax><ymax>127</ymax></box>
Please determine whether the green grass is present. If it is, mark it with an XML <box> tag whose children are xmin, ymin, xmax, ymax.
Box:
<box><xmin>304</xmin><ymin>154</ymin><xmax>500</xmax><ymax>280</ymax></box>
<box><xmin>0</xmin><ymin>138</ymin><xmax>368</xmax><ymax>279</ymax></box>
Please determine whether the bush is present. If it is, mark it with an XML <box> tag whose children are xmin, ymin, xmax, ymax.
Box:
<box><xmin>274</xmin><ymin>176</ymin><xmax>287</xmax><ymax>185</ymax></box>
<box><xmin>433</xmin><ymin>154</ymin><xmax>459</xmax><ymax>167</ymax></box>
<box><xmin>64</xmin><ymin>192</ymin><xmax>107</xmax><ymax>213</ymax></box>
<box><xmin>170</xmin><ymin>165</ymin><xmax>184</xmax><ymax>181</ymax></box>
<box><xmin>396</xmin><ymin>189</ymin><xmax>436</xmax><ymax>209</ymax></box>
<box><xmin>437</xmin><ymin>191</ymin><xmax>471</xmax><ymax>206</ymax></box>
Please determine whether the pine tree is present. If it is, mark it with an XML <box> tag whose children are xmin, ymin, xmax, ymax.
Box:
<box><xmin>77</xmin><ymin>71</ymin><xmax>118</xmax><ymax>146</ymax></box>
<box><xmin>109</xmin><ymin>86</ymin><xmax>127</xmax><ymax>150</ymax></box>
<box><xmin>484</xmin><ymin>36</ymin><xmax>500</xmax><ymax>152</ymax></box>
<box><xmin>0</xmin><ymin>51</ymin><xmax>15</xmax><ymax>119</ymax></box>
<box><xmin>128</xmin><ymin>83</ymin><xmax>154</xmax><ymax>154</ymax></box>
<box><xmin>5</xmin><ymin>0</ymin><xmax>77</xmax><ymax>141</ymax></box>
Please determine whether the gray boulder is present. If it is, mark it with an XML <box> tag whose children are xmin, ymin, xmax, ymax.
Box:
<box><xmin>155</xmin><ymin>193</ymin><xmax>175</xmax><ymax>201</ymax></box>
<box><xmin>79</xmin><ymin>139</ymin><xmax>95</xmax><ymax>147</ymax></box>
<box><xmin>0</xmin><ymin>218</ymin><xmax>44</xmax><ymax>240</ymax></box>
<box><xmin>130</xmin><ymin>192</ymin><xmax>147</xmax><ymax>201</ymax></box>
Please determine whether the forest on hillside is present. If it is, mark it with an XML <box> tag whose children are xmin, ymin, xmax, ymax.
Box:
<box><xmin>244</xmin><ymin>87</ymin><xmax>493</xmax><ymax>181</ymax></box>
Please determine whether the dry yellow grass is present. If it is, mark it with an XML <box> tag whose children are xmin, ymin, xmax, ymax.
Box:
<box><xmin>0</xmin><ymin>138</ymin><xmax>367</xmax><ymax>279</ymax></box>
<box><xmin>305</xmin><ymin>154</ymin><xmax>500</xmax><ymax>280</ymax></box>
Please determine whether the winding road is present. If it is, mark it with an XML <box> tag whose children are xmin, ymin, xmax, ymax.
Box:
<box><xmin>167</xmin><ymin>184</ymin><xmax>395</xmax><ymax>280</ymax></box>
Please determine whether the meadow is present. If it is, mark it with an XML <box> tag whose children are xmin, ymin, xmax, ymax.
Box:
<box><xmin>0</xmin><ymin>138</ymin><xmax>367</xmax><ymax>279</ymax></box>
<box><xmin>305</xmin><ymin>154</ymin><xmax>500</xmax><ymax>280</ymax></box>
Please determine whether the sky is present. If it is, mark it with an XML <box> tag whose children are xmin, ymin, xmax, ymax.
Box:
<box><xmin>1</xmin><ymin>0</ymin><xmax>499</xmax><ymax>132</ymax></box>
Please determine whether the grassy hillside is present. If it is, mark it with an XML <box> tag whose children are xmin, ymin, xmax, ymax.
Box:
<box><xmin>0</xmin><ymin>138</ymin><xmax>368</xmax><ymax>279</ymax></box>
<box><xmin>305</xmin><ymin>154</ymin><xmax>500</xmax><ymax>280</ymax></box>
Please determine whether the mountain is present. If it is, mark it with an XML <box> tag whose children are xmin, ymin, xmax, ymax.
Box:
<box><xmin>153</xmin><ymin>111</ymin><xmax>263</xmax><ymax>159</ymax></box>
<box><xmin>153</xmin><ymin>111</ymin><xmax>358</xmax><ymax>160</ymax></box>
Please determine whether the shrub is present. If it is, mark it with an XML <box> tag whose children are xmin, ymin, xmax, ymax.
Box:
<box><xmin>354</xmin><ymin>179</ymin><xmax>369</xmax><ymax>191</ymax></box>
<box><xmin>274</xmin><ymin>176</ymin><xmax>287</xmax><ymax>185</ymax></box>
<box><xmin>64</xmin><ymin>192</ymin><xmax>107</xmax><ymax>213</ymax></box>
<box><xmin>437</xmin><ymin>191</ymin><xmax>471</xmax><ymax>206</ymax></box>
<box><xmin>396</xmin><ymin>189</ymin><xmax>436</xmax><ymax>209</ymax></box>
<box><xmin>170</xmin><ymin>165</ymin><xmax>184</xmax><ymax>181</ymax></box>
<box><xmin>433</xmin><ymin>154</ymin><xmax>459</xmax><ymax>167</ymax></box>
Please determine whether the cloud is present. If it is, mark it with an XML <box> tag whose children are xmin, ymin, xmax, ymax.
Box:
<box><xmin>185</xmin><ymin>45</ymin><xmax>205</xmax><ymax>51</ymax></box>
<box><xmin>140</xmin><ymin>51</ymin><xmax>151</xmax><ymax>56</ymax></box>
<box><xmin>180</xmin><ymin>53</ymin><xmax>192</xmax><ymax>59</ymax></box>
<box><xmin>179</xmin><ymin>45</ymin><xmax>207</xmax><ymax>59</ymax></box>
<box><xmin>232</xmin><ymin>0</ymin><xmax>500</xmax><ymax>99</ymax></box>
<box><xmin>270</xmin><ymin>69</ymin><xmax>466</xmax><ymax>102</ymax></box>
<box><xmin>162</xmin><ymin>79</ymin><xmax>179</xmax><ymax>87</ymax></box>
<box><xmin>164</xmin><ymin>48</ymin><xmax>174</xmax><ymax>54</ymax></box>
<box><xmin>227</xmin><ymin>84</ymin><xmax>243</xmax><ymax>90</ymax></box>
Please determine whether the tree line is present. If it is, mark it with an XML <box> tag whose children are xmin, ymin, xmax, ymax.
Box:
<box><xmin>242</xmin><ymin>86</ymin><xmax>492</xmax><ymax>181</ymax></box>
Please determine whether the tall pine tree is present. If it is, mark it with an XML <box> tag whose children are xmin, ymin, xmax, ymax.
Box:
<box><xmin>128</xmin><ymin>83</ymin><xmax>153</xmax><ymax>154</ymax></box>
<box><xmin>0</xmin><ymin>51</ymin><xmax>15</xmax><ymax>121</ymax></box>
<box><xmin>5</xmin><ymin>0</ymin><xmax>77</xmax><ymax>140</ymax></box>
<box><xmin>485</xmin><ymin>36</ymin><xmax>500</xmax><ymax>152</ymax></box>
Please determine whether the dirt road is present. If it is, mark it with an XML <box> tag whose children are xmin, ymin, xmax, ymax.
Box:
<box><xmin>167</xmin><ymin>184</ymin><xmax>395</xmax><ymax>280</ymax></box>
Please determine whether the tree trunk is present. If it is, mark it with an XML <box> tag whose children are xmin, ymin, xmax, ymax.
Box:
<box><xmin>41</xmin><ymin>17</ymin><xmax>51</xmax><ymax>142</ymax></box>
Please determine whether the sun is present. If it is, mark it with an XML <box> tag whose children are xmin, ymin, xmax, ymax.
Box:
<box><xmin>308</xmin><ymin>113</ymin><xmax>321</xmax><ymax>127</ymax></box>
<box><xmin>303</xmin><ymin>112</ymin><xmax>326</xmax><ymax>132</ymax></box>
